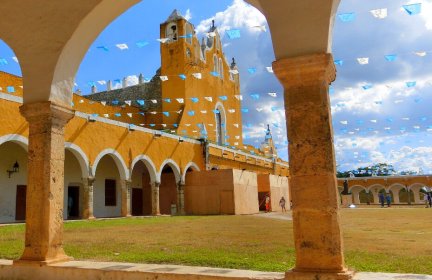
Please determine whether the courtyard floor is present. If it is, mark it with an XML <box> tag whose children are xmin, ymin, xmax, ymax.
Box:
<box><xmin>0</xmin><ymin>208</ymin><xmax>431</xmax><ymax>274</ymax></box>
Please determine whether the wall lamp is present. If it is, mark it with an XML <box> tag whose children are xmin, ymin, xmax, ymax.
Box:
<box><xmin>7</xmin><ymin>161</ymin><xmax>19</xmax><ymax>178</ymax></box>
<box><xmin>128</xmin><ymin>124</ymin><xmax>136</xmax><ymax>132</ymax></box>
<box><xmin>154</xmin><ymin>132</ymin><xmax>162</xmax><ymax>138</ymax></box>
<box><xmin>87</xmin><ymin>116</ymin><xmax>97</xmax><ymax>123</ymax></box>
<box><xmin>178</xmin><ymin>138</ymin><xmax>184</xmax><ymax>143</ymax></box>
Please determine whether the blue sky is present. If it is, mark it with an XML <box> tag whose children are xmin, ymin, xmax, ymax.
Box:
<box><xmin>0</xmin><ymin>0</ymin><xmax>432</xmax><ymax>173</ymax></box>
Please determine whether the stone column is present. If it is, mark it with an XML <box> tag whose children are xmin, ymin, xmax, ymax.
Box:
<box><xmin>413</xmin><ymin>190</ymin><xmax>421</xmax><ymax>204</ymax></box>
<box><xmin>352</xmin><ymin>191</ymin><xmax>361</xmax><ymax>205</ymax></box>
<box><xmin>121</xmin><ymin>180</ymin><xmax>132</xmax><ymax>217</ymax></box>
<box><xmin>273</xmin><ymin>54</ymin><xmax>353</xmax><ymax>279</ymax></box>
<box><xmin>391</xmin><ymin>190</ymin><xmax>400</xmax><ymax>204</ymax></box>
<box><xmin>15</xmin><ymin>102</ymin><xmax>73</xmax><ymax>265</ymax></box>
<box><xmin>151</xmin><ymin>182</ymin><xmax>160</xmax><ymax>215</ymax></box>
<box><xmin>177</xmin><ymin>182</ymin><xmax>185</xmax><ymax>215</ymax></box>
<box><xmin>372</xmin><ymin>190</ymin><xmax>379</xmax><ymax>204</ymax></box>
<box><xmin>82</xmin><ymin>177</ymin><xmax>95</xmax><ymax>219</ymax></box>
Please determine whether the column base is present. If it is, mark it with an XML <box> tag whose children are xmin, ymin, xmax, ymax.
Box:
<box><xmin>14</xmin><ymin>255</ymin><xmax>73</xmax><ymax>266</ymax></box>
<box><xmin>285</xmin><ymin>269</ymin><xmax>354</xmax><ymax>280</ymax></box>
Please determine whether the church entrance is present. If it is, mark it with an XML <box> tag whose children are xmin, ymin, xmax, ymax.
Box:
<box><xmin>67</xmin><ymin>186</ymin><xmax>80</xmax><ymax>219</ymax></box>
<box><xmin>132</xmin><ymin>188</ymin><xmax>143</xmax><ymax>216</ymax></box>
<box><xmin>15</xmin><ymin>185</ymin><xmax>27</xmax><ymax>221</ymax></box>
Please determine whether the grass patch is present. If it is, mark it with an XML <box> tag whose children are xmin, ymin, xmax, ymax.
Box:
<box><xmin>0</xmin><ymin>209</ymin><xmax>431</xmax><ymax>274</ymax></box>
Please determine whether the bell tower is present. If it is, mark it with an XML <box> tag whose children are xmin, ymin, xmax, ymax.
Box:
<box><xmin>159</xmin><ymin>9</ymin><xmax>196</xmax><ymax>129</ymax></box>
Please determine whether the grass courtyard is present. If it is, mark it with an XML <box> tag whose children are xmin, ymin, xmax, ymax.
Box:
<box><xmin>0</xmin><ymin>208</ymin><xmax>431</xmax><ymax>274</ymax></box>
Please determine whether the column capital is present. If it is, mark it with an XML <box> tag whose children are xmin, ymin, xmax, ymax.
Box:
<box><xmin>20</xmin><ymin>101</ymin><xmax>74</xmax><ymax>125</ymax></box>
<box><xmin>82</xmin><ymin>177</ymin><xmax>95</xmax><ymax>185</ymax></box>
<box><xmin>272</xmin><ymin>53</ymin><xmax>336</xmax><ymax>89</ymax></box>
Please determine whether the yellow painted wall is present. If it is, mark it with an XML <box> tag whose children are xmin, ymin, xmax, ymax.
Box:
<box><xmin>160</xmin><ymin>17</ymin><xmax>243</xmax><ymax>147</ymax></box>
<box><xmin>0</xmin><ymin>71</ymin><xmax>288</xmax><ymax>179</ymax></box>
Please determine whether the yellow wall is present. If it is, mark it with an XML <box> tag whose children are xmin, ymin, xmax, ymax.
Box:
<box><xmin>0</xmin><ymin>70</ymin><xmax>288</xmax><ymax>179</ymax></box>
<box><xmin>160</xmin><ymin>18</ymin><xmax>243</xmax><ymax>147</ymax></box>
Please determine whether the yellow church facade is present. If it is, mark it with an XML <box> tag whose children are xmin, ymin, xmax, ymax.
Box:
<box><xmin>0</xmin><ymin>11</ymin><xmax>289</xmax><ymax>223</ymax></box>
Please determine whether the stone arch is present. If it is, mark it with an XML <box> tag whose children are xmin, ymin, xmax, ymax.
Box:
<box><xmin>130</xmin><ymin>155</ymin><xmax>158</xmax><ymax>183</ymax></box>
<box><xmin>64</xmin><ymin>142</ymin><xmax>90</xmax><ymax>178</ymax></box>
<box><xmin>408</xmin><ymin>183</ymin><xmax>426</xmax><ymax>203</ymax></box>
<box><xmin>0</xmin><ymin>134</ymin><xmax>28</xmax><ymax>151</ymax></box>
<box><xmin>366</xmin><ymin>184</ymin><xmax>386</xmax><ymax>203</ymax></box>
<box><xmin>348</xmin><ymin>185</ymin><xmax>366</xmax><ymax>193</ymax></box>
<box><xmin>182</xmin><ymin>162</ymin><xmax>201</xmax><ymax>184</ymax></box>
<box><xmin>0</xmin><ymin>0</ymin><xmax>139</xmax><ymax>105</ymax></box>
<box><xmin>387</xmin><ymin>183</ymin><xmax>406</xmax><ymax>204</ymax></box>
<box><xmin>366</xmin><ymin>184</ymin><xmax>387</xmax><ymax>193</ymax></box>
<box><xmin>215</xmin><ymin>101</ymin><xmax>227</xmax><ymax>146</ymax></box>
<box><xmin>158</xmin><ymin>159</ymin><xmax>181</xmax><ymax>183</ymax></box>
<box><xmin>244</xmin><ymin>0</ymin><xmax>341</xmax><ymax>59</ymax></box>
<box><xmin>91</xmin><ymin>149</ymin><xmax>129</xmax><ymax>180</ymax></box>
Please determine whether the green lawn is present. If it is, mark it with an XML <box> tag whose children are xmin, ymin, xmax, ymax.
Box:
<box><xmin>0</xmin><ymin>208</ymin><xmax>431</xmax><ymax>274</ymax></box>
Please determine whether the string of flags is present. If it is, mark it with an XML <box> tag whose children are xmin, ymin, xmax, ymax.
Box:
<box><xmin>334</xmin><ymin>50</ymin><xmax>431</xmax><ymax>66</ymax></box>
<box><xmin>338</xmin><ymin>3</ymin><xmax>423</xmax><ymax>22</ymax></box>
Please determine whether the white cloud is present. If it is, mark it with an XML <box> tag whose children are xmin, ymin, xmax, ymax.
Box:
<box><xmin>184</xmin><ymin>9</ymin><xmax>192</xmax><ymax>21</ymax></box>
<box><xmin>126</xmin><ymin>75</ymin><xmax>139</xmax><ymax>86</ymax></box>
<box><xmin>331</xmin><ymin>74</ymin><xmax>432</xmax><ymax>115</ymax></box>
<box><xmin>196</xmin><ymin>0</ymin><xmax>266</xmax><ymax>36</ymax></box>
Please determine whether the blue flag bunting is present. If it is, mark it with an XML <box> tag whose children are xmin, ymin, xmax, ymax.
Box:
<box><xmin>188</xmin><ymin>110</ymin><xmax>195</xmax><ymax>116</ymax></box>
<box><xmin>136</xmin><ymin>100</ymin><xmax>145</xmax><ymax>106</ymax></box>
<box><xmin>247</xmin><ymin>68</ymin><xmax>257</xmax><ymax>74</ymax></box>
<box><xmin>179</xmin><ymin>74</ymin><xmax>186</xmax><ymax>80</ymax></box>
<box><xmin>250</xmin><ymin>94</ymin><xmax>260</xmax><ymax>100</ymax></box>
<box><xmin>403</xmin><ymin>3</ymin><xmax>421</xmax><ymax>15</ymax></box>
<box><xmin>338</xmin><ymin>13</ymin><xmax>356</xmax><ymax>22</ymax></box>
<box><xmin>334</xmin><ymin>60</ymin><xmax>344</xmax><ymax>66</ymax></box>
<box><xmin>384</xmin><ymin>54</ymin><xmax>397</xmax><ymax>62</ymax></box>
<box><xmin>406</xmin><ymin>81</ymin><xmax>416</xmax><ymax>88</ymax></box>
<box><xmin>96</xmin><ymin>46</ymin><xmax>109</xmax><ymax>52</ymax></box>
<box><xmin>136</xmin><ymin>41</ymin><xmax>149</xmax><ymax>48</ymax></box>
<box><xmin>0</xmin><ymin>58</ymin><xmax>8</xmax><ymax>65</ymax></box>
<box><xmin>6</xmin><ymin>86</ymin><xmax>15</xmax><ymax>93</ymax></box>
<box><xmin>191</xmin><ymin>97</ymin><xmax>199</xmax><ymax>103</ymax></box>
<box><xmin>226</xmin><ymin>29</ymin><xmax>241</xmax><ymax>39</ymax></box>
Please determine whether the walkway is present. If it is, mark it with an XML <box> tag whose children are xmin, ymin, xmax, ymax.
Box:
<box><xmin>0</xmin><ymin>260</ymin><xmax>430</xmax><ymax>280</ymax></box>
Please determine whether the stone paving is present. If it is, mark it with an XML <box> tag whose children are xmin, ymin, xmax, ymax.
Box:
<box><xmin>1</xmin><ymin>259</ymin><xmax>431</xmax><ymax>280</ymax></box>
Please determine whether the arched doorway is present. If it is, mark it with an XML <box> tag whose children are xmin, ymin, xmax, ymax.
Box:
<box><xmin>0</xmin><ymin>140</ymin><xmax>28</xmax><ymax>223</ymax></box>
<box><xmin>159</xmin><ymin>162</ymin><xmax>181</xmax><ymax>215</ymax></box>
<box><xmin>93</xmin><ymin>155</ymin><xmax>124</xmax><ymax>218</ymax></box>
<box><xmin>64</xmin><ymin>149</ymin><xmax>85</xmax><ymax>220</ymax></box>
<box><xmin>130</xmin><ymin>157</ymin><xmax>157</xmax><ymax>216</ymax></box>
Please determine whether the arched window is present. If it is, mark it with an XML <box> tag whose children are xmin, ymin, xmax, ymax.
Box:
<box><xmin>215</xmin><ymin>103</ymin><xmax>227</xmax><ymax>145</ymax></box>
<box><xmin>166</xmin><ymin>22</ymin><xmax>178</xmax><ymax>42</ymax></box>
<box><xmin>186</xmin><ymin>24</ymin><xmax>193</xmax><ymax>44</ymax></box>
<box><xmin>219</xmin><ymin>58</ymin><xmax>223</xmax><ymax>80</ymax></box>
<box><xmin>213</xmin><ymin>55</ymin><xmax>219</xmax><ymax>75</ymax></box>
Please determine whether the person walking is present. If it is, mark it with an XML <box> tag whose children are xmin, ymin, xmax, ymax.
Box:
<box><xmin>424</xmin><ymin>193</ymin><xmax>430</xmax><ymax>208</ymax></box>
<box><xmin>279</xmin><ymin>196</ymin><xmax>286</xmax><ymax>213</ymax></box>
<box><xmin>378</xmin><ymin>192</ymin><xmax>385</xmax><ymax>208</ymax></box>
<box><xmin>428</xmin><ymin>192</ymin><xmax>432</xmax><ymax>208</ymax></box>
<box><xmin>265</xmin><ymin>195</ymin><xmax>270</xmax><ymax>213</ymax></box>
<box><xmin>386</xmin><ymin>193</ymin><xmax>391</xmax><ymax>207</ymax></box>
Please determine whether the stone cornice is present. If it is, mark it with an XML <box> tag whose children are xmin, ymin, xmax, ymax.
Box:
<box><xmin>19</xmin><ymin>101</ymin><xmax>74</xmax><ymax>125</ymax></box>
<box><xmin>272</xmin><ymin>53</ymin><xmax>336</xmax><ymax>89</ymax></box>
